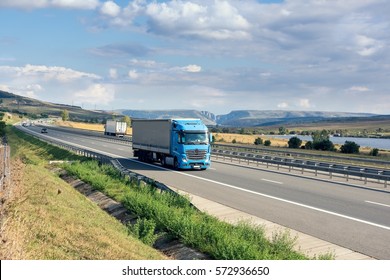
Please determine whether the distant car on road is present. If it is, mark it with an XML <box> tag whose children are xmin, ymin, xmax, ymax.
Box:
<box><xmin>41</xmin><ymin>128</ymin><xmax>48</xmax><ymax>133</ymax></box>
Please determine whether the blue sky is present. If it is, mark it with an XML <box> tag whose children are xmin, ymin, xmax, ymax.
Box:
<box><xmin>0</xmin><ymin>0</ymin><xmax>389</xmax><ymax>115</ymax></box>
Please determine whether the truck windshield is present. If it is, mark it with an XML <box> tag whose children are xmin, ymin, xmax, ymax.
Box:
<box><xmin>179</xmin><ymin>132</ymin><xmax>209</xmax><ymax>145</ymax></box>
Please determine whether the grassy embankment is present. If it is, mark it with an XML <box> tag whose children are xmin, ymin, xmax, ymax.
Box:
<box><xmin>1</xmin><ymin>120</ymin><xmax>327</xmax><ymax>259</ymax></box>
<box><xmin>0</xmin><ymin>124</ymin><xmax>167</xmax><ymax>260</ymax></box>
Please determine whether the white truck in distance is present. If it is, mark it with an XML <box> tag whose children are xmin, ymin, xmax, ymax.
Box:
<box><xmin>104</xmin><ymin>120</ymin><xmax>127</xmax><ymax>137</ymax></box>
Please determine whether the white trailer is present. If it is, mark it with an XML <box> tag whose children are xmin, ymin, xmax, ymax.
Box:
<box><xmin>104</xmin><ymin>120</ymin><xmax>127</xmax><ymax>137</ymax></box>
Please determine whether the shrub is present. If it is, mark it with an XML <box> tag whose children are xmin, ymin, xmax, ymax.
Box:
<box><xmin>305</xmin><ymin>141</ymin><xmax>313</xmax><ymax>150</ymax></box>
<box><xmin>264</xmin><ymin>140</ymin><xmax>271</xmax><ymax>146</ymax></box>
<box><xmin>313</xmin><ymin>139</ymin><xmax>335</xmax><ymax>151</ymax></box>
<box><xmin>232</xmin><ymin>139</ymin><xmax>237</xmax><ymax>144</ymax></box>
<box><xmin>254</xmin><ymin>137</ymin><xmax>263</xmax><ymax>145</ymax></box>
<box><xmin>127</xmin><ymin>218</ymin><xmax>159</xmax><ymax>246</ymax></box>
<box><xmin>288</xmin><ymin>136</ymin><xmax>302</xmax><ymax>149</ymax></box>
<box><xmin>340</xmin><ymin>141</ymin><xmax>360</xmax><ymax>154</ymax></box>
<box><xmin>370</xmin><ymin>148</ymin><xmax>379</xmax><ymax>156</ymax></box>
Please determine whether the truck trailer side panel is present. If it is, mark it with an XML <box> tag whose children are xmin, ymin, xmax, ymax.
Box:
<box><xmin>132</xmin><ymin>119</ymin><xmax>171</xmax><ymax>154</ymax></box>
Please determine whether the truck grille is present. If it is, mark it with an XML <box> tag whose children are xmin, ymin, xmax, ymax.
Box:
<box><xmin>186</xmin><ymin>149</ymin><xmax>207</xmax><ymax>160</ymax></box>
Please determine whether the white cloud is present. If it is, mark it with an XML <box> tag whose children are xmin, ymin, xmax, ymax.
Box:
<box><xmin>355</xmin><ymin>35</ymin><xmax>383</xmax><ymax>56</ymax></box>
<box><xmin>0</xmin><ymin>64</ymin><xmax>110</xmax><ymax>108</ymax></box>
<box><xmin>0</xmin><ymin>84</ymin><xmax>11</xmax><ymax>92</ymax></box>
<box><xmin>109</xmin><ymin>68</ymin><xmax>118</xmax><ymax>79</ymax></box>
<box><xmin>145</xmin><ymin>0</ymin><xmax>251</xmax><ymax>40</ymax></box>
<box><xmin>74</xmin><ymin>84</ymin><xmax>114</xmax><ymax>105</ymax></box>
<box><xmin>0</xmin><ymin>64</ymin><xmax>100</xmax><ymax>82</ymax></box>
<box><xmin>298</xmin><ymin>99</ymin><xmax>312</xmax><ymax>109</ymax></box>
<box><xmin>182</xmin><ymin>64</ymin><xmax>202</xmax><ymax>73</ymax></box>
<box><xmin>0</xmin><ymin>0</ymin><xmax>99</xmax><ymax>9</ymax></box>
<box><xmin>129</xmin><ymin>59</ymin><xmax>159</xmax><ymax>68</ymax></box>
<box><xmin>348</xmin><ymin>86</ymin><xmax>370</xmax><ymax>92</ymax></box>
<box><xmin>277</xmin><ymin>102</ymin><xmax>289</xmax><ymax>109</ymax></box>
<box><xmin>100</xmin><ymin>1</ymin><xmax>121</xmax><ymax>17</ymax></box>
<box><xmin>128</xmin><ymin>70</ymin><xmax>139</xmax><ymax>79</ymax></box>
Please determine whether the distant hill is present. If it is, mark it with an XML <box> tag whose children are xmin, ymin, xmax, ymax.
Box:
<box><xmin>215</xmin><ymin>110</ymin><xmax>377</xmax><ymax>127</ymax></box>
<box><xmin>0</xmin><ymin>90</ymin><xmax>114</xmax><ymax>121</ymax></box>
<box><xmin>118</xmin><ymin>109</ymin><xmax>217</xmax><ymax>125</ymax></box>
<box><xmin>120</xmin><ymin>109</ymin><xmax>380</xmax><ymax>127</ymax></box>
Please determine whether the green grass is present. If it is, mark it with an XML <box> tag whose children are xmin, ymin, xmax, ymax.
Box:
<box><xmin>63</xmin><ymin>160</ymin><xmax>311</xmax><ymax>260</ymax></box>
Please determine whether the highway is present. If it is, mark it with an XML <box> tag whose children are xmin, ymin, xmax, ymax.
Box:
<box><xmin>21</xmin><ymin>125</ymin><xmax>390</xmax><ymax>259</ymax></box>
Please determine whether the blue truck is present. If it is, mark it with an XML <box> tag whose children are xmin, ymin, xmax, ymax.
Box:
<box><xmin>132</xmin><ymin>119</ymin><xmax>212</xmax><ymax>170</ymax></box>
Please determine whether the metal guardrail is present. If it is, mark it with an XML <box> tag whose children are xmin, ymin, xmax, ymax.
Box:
<box><xmin>212</xmin><ymin>143</ymin><xmax>390</xmax><ymax>167</ymax></box>
<box><xmin>212</xmin><ymin>149</ymin><xmax>389</xmax><ymax>187</ymax></box>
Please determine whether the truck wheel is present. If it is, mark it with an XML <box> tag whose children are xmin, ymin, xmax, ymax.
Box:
<box><xmin>161</xmin><ymin>156</ymin><xmax>166</xmax><ymax>167</ymax></box>
<box><xmin>174</xmin><ymin>158</ymin><xmax>180</xmax><ymax>170</ymax></box>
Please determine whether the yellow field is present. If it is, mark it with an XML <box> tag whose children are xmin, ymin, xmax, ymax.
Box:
<box><xmin>214</xmin><ymin>133</ymin><xmax>289</xmax><ymax>147</ymax></box>
<box><xmin>56</xmin><ymin>120</ymin><xmax>133</xmax><ymax>134</ymax></box>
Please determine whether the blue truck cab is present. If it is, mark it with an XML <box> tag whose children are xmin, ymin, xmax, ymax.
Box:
<box><xmin>169</xmin><ymin>119</ymin><xmax>212</xmax><ymax>170</ymax></box>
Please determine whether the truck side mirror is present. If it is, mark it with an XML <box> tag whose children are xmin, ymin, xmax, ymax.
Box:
<box><xmin>209</xmin><ymin>133</ymin><xmax>213</xmax><ymax>143</ymax></box>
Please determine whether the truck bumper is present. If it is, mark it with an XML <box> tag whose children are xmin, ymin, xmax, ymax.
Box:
<box><xmin>179</xmin><ymin>161</ymin><xmax>211</xmax><ymax>170</ymax></box>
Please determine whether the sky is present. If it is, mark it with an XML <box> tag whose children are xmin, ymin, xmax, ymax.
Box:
<box><xmin>0</xmin><ymin>0</ymin><xmax>389</xmax><ymax>115</ymax></box>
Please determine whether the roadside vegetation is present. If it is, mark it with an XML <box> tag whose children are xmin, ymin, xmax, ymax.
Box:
<box><xmin>63</xmin><ymin>160</ymin><xmax>313</xmax><ymax>260</ymax></box>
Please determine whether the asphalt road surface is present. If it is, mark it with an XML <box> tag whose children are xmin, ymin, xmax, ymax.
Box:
<box><xmin>22</xmin><ymin>125</ymin><xmax>390</xmax><ymax>259</ymax></box>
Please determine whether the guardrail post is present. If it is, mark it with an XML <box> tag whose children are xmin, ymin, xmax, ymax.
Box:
<box><xmin>385</xmin><ymin>180</ymin><xmax>388</xmax><ymax>188</ymax></box>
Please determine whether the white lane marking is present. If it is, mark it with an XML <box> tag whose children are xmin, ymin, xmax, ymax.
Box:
<box><xmin>365</xmin><ymin>201</ymin><xmax>390</xmax><ymax>208</ymax></box>
<box><xmin>261</xmin><ymin>178</ymin><xmax>283</xmax><ymax>185</ymax></box>
<box><xmin>117</xmin><ymin>148</ymin><xmax>124</xmax><ymax>151</ymax></box>
<box><xmin>22</xmin><ymin>127</ymin><xmax>390</xmax><ymax>231</ymax></box>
